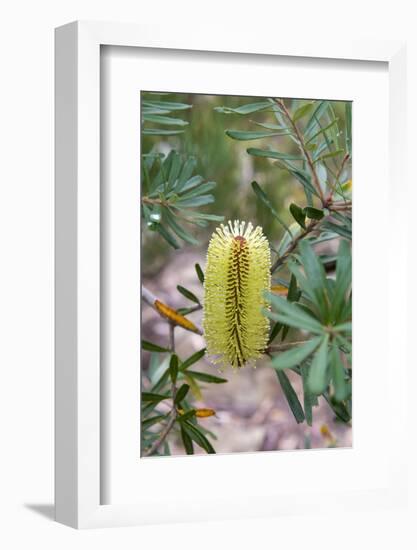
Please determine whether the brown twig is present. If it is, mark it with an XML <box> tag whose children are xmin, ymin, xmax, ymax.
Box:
<box><xmin>274</xmin><ymin>98</ymin><xmax>326</xmax><ymax>205</ymax></box>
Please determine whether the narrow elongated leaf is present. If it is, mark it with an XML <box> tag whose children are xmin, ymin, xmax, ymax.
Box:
<box><xmin>179</xmin><ymin>182</ymin><xmax>216</xmax><ymax>200</ymax></box>
<box><xmin>313</xmin><ymin>149</ymin><xmax>344</xmax><ymax>163</ymax></box>
<box><xmin>174</xmin><ymin>384</ymin><xmax>190</xmax><ymax>405</ymax></box>
<box><xmin>141</xmin><ymin>392</ymin><xmax>169</xmax><ymax>404</ymax></box>
<box><xmin>177</xmin><ymin>409</ymin><xmax>197</xmax><ymax>423</ymax></box>
<box><xmin>163</xmin><ymin>209</ymin><xmax>199</xmax><ymax>245</ymax></box>
<box><xmin>251</xmin><ymin>181</ymin><xmax>292</xmax><ymax>235</ymax></box>
<box><xmin>304</xmin><ymin>101</ymin><xmax>331</xmax><ymax>141</ymax></box>
<box><xmin>331</xmin><ymin>239</ymin><xmax>352</xmax><ymax>322</ymax></box>
<box><xmin>177</xmin><ymin>285</ymin><xmax>200</xmax><ymax>304</ymax></box>
<box><xmin>345</xmin><ymin>102</ymin><xmax>352</xmax><ymax>155</ymax></box>
<box><xmin>268</xmin><ymin>322</ymin><xmax>283</xmax><ymax>344</ymax></box>
<box><xmin>247</xmin><ymin>148</ymin><xmax>304</xmax><ymax>161</ymax></box>
<box><xmin>298</xmin><ymin>240</ymin><xmax>330</xmax><ymax>318</ymax></box>
<box><xmin>180</xmin><ymin>426</ymin><xmax>194</xmax><ymax>454</ymax></box>
<box><xmin>331</xmin><ymin>345</ymin><xmax>350</xmax><ymax>402</ymax></box>
<box><xmin>155</xmin><ymin>223</ymin><xmax>180</xmax><ymax>249</ymax></box>
<box><xmin>142</xmin><ymin>100</ymin><xmax>192</xmax><ymax>111</ymax></box>
<box><xmin>142</xmin><ymin>128</ymin><xmax>184</xmax><ymax>136</ymax></box>
<box><xmin>182</xmin><ymin>421</ymin><xmax>215</xmax><ymax>453</ymax></box>
<box><xmin>305</xmin><ymin>118</ymin><xmax>339</xmax><ymax>144</ymax></box>
<box><xmin>174</xmin><ymin>194</ymin><xmax>215</xmax><ymax>208</ymax></box>
<box><xmin>186</xmin><ymin>370</ymin><xmax>227</xmax><ymax>384</ymax></box>
<box><xmin>143</xmin><ymin>114</ymin><xmax>189</xmax><ymax>126</ymax></box>
<box><xmin>141</xmin><ymin>414</ymin><xmax>167</xmax><ymax>429</ymax></box>
<box><xmin>300</xmin><ymin>364</ymin><xmax>314</xmax><ymax>426</ymax></box>
<box><xmin>271</xmin><ymin>336</ymin><xmax>322</xmax><ymax>370</ymax></box>
<box><xmin>180</xmin><ymin>348</ymin><xmax>206</xmax><ymax>371</ymax></box>
<box><xmin>214</xmin><ymin>101</ymin><xmax>271</xmax><ymax>115</ymax></box>
<box><xmin>225</xmin><ymin>129</ymin><xmax>290</xmax><ymax>140</ymax></box>
<box><xmin>265</xmin><ymin>293</ymin><xmax>324</xmax><ymax>334</ymax></box>
<box><xmin>178</xmin><ymin>175</ymin><xmax>204</xmax><ymax>194</ymax></box>
<box><xmin>276</xmin><ymin>370</ymin><xmax>305</xmax><ymax>423</ymax></box>
<box><xmin>169</xmin><ymin>354</ymin><xmax>179</xmax><ymax>384</ymax></box>
<box><xmin>307</xmin><ymin>336</ymin><xmax>329</xmax><ymax>395</ymax></box>
<box><xmin>195</xmin><ymin>263</ymin><xmax>204</xmax><ymax>284</ymax></box>
<box><xmin>293</xmin><ymin>102</ymin><xmax>314</xmax><ymax>123</ymax></box>
<box><xmin>142</xmin><ymin>340</ymin><xmax>170</xmax><ymax>353</ymax></box>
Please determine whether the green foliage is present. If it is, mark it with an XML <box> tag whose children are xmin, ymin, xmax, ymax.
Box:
<box><xmin>141</xmin><ymin>94</ymin><xmax>353</xmax><ymax>455</ymax></box>
<box><xmin>141</xmin><ymin>92</ymin><xmax>224</xmax><ymax>250</ymax></box>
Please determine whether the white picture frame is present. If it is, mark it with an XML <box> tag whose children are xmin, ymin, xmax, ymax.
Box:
<box><xmin>55</xmin><ymin>20</ymin><xmax>407</xmax><ymax>529</ymax></box>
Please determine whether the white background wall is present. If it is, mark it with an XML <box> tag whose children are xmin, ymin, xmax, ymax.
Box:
<box><xmin>0</xmin><ymin>1</ymin><xmax>416</xmax><ymax>548</ymax></box>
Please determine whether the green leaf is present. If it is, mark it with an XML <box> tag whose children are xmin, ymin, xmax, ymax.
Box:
<box><xmin>276</xmin><ymin>370</ymin><xmax>305</xmax><ymax>423</ymax></box>
<box><xmin>331</xmin><ymin>345</ymin><xmax>349</xmax><ymax>402</ymax></box>
<box><xmin>195</xmin><ymin>263</ymin><xmax>204</xmax><ymax>284</ymax></box>
<box><xmin>268</xmin><ymin>322</ymin><xmax>283</xmax><ymax>344</ymax></box>
<box><xmin>323</xmin><ymin>392</ymin><xmax>351</xmax><ymax>423</ymax></box>
<box><xmin>154</xmin><ymin>223</ymin><xmax>180</xmax><ymax>249</ymax></box>
<box><xmin>142</xmin><ymin>340</ymin><xmax>170</xmax><ymax>353</ymax></box>
<box><xmin>180</xmin><ymin>348</ymin><xmax>207</xmax><ymax>371</ymax></box>
<box><xmin>186</xmin><ymin>370</ymin><xmax>227</xmax><ymax>384</ymax></box>
<box><xmin>304</xmin><ymin>101</ymin><xmax>331</xmax><ymax>141</ymax></box>
<box><xmin>179</xmin><ymin>181</ymin><xmax>217</xmax><ymax>200</ymax></box>
<box><xmin>163</xmin><ymin>209</ymin><xmax>199</xmax><ymax>245</ymax></box>
<box><xmin>271</xmin><ymin>336</ymin><xmax>322</xmax><ymax>370</ymax></box>
<box><xmin>265</xmin><ymin>293</ymin><xmax>325</xmax><ymax>334</ymax></box>
<box><xmin>142</xmin><ymin>100</ymin><xmax>192</xmax><ymax>112</ymax></box>
<box><xmin>142</xmin><ymin>392</ymin><xmax>169</xmax><ymax>404</ymax></box>
<box><xmin>169</xmin><ymin>354</ymin><xmax>179</xmax><ymax>384</ymax></box>
<box><xmin>331</xmin><ymin>239</ymin><xmax>352</xmax><ymax>322</ymax></box>
<box><xmin>251</xmin><ymin>181</ymin><xmax>292</xmax><ymax>235</ymax></box>
<box><xmin>174</xmin><ymin>383</ymin><xmax>190</xmax><ymax>405</ymax></box>
<box><xmin>143</xmin><ymin>114</ymin><xmax>189</xmax><ymax>126</ymax></box>
<box><xmin>307</xmin><ymin>336</ymin><xmax>329</xmax><ymax>395</ymax></box>
<box><xmin>247</xmin><ymin>148</ymin><xmax>304</xmax><ymax>161</ymax></box>
<box><xmin>142</xmin><ymin>128</ymin><xmax>184</xmax><ymax>136</ymax></box>
<box><xmin>345</xmin><ymin>103</ymin><xmax>352</xmax><ymax>155</ymax></box>
<box><xmin>301</xmin><ymin>364</ymin><xmax>314</xmax><ymax>426</ymax></box>
<box><xmin>214</xmin><ymin>101</ymin><xmax>271</xmax><ymax>115</ymax></box>
<box><xmin>313</xmin><ymin>149</ymin><xmax>344</xmax><ymax>164</ymax></box>
<box><xmin>182</xmin><ymin>421</ymin><xmax>215</xmax><ymax>453</ymax></box>
<box><xmin>177</xmin><ymin>409</ymin><xmax>197</xmax><ymax>423</ymax></box>
<box><xmin>141</xmin><ymin>414</ymin><xmax>167</xmax><ymax>429</ymax></box>
<box><xmin>304</xmin><ymin>206</ymin><xmax>324</xmax><ymax>220</ymax></box>
<box><xmin>305</xmin><ymin>118</ymin><xmax>339</xmax><ymax>144</ymax></box>
<box><xmin>177</xmin><ymin>285</ymin><xmax>200</xmax><ymax>304</ymax></box>
<box><xmin>292</xmin><ymin>102</ymin><xmax>314</xmax><ymax>123</ymax></box>
<box><xmin>297</xmin><ymin>240</ymin><xmax>330</xmax><ymax>317</ymax></box>
<box><xmin>289</xmin><ymin>203</ymin><xmax>306</xmax><ymax>229</ymax></box>
<box><xmin>225</xmin><ymin>129</ymin><xmax>290</xmax><ymax>141</ymax></box>
<box><xmin>174</xmin><ymin>194</ymin><xmax>215</xmax><ymax>208</ymax></box>
<box><xmin>180</xmin><ymin>426</ymin><xmax>194</xmax><ymax>454</ymax></box>
<box><xmin>178</xmin><ymin>175</ymin><xmax>204</xmax><ymax>194</ymax></box>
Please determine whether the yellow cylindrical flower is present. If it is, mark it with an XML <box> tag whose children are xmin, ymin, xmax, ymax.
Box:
<box><xmin>203</xmin><ymin>220</ymin><xmax>271</xmax><ymax>369</ymax></box>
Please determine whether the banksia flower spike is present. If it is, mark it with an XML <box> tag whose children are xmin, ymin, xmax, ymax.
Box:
<box><xmin>203</xmin><ymin>220</ymin><xmax>271</xmax><ymax>369</ymax></box>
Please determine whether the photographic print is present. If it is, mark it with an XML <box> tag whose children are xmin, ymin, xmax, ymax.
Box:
<box><xmin>140</xmin><ymin>92</ymin><xmax>352</xmax><ymax>457</ymax></box>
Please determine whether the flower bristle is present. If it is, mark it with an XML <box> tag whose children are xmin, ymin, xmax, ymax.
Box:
<box><xmin>203</xmin><ymin>220</ymin><xmax>271</xmax><ymax>369</ymax></box>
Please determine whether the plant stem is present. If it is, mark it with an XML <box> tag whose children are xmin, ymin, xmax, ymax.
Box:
<box><xmin>270</xmin><ymin>219</ymin><xmax>318</xmax><ymax>273</ymax></box>
<box><xmin>274</xmin><ymin>99</ymin><xmax>326</xmax><ymax>205</ymax></box>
